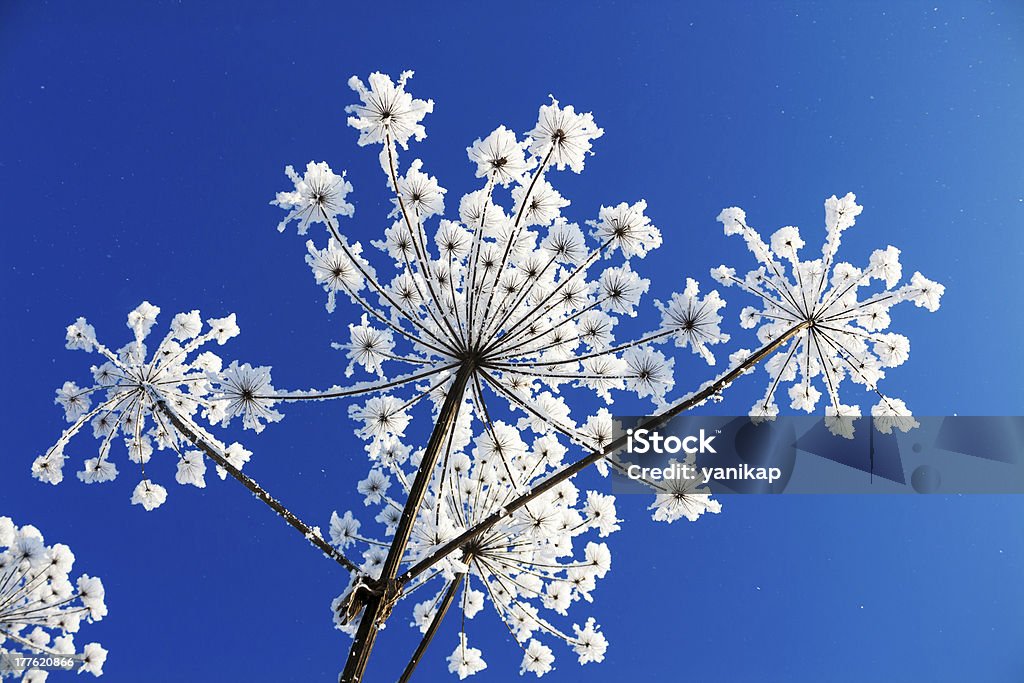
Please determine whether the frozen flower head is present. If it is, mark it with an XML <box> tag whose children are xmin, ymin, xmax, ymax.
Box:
<box><xmin>512</xmin><ymin>177</ymin><xmax>569</xmax><ymax>227</ymax></box>
<box><xmin>645</xmin><ymin>458</ymin><xmax>723</xmax><ymax>523</ymax></box>
<box><xmin>711</xmin><ymin>193</ymin><xmax>943</xmax><ymax>435</ymax></box>
<box><xmin>329</xmin><ymin>411</ymin><xmax>623</xmax><ymax>677</ymax></box>
<box><xmin>346</xmin><ymin>71</ymin><xmax>434</xmax><ymax>149</ymax></box>
<box><xmin>520</xmin><ymin>639</ymin><xmax>555</xmax><ymax>677</ymax></box>
<box><xmin>305</xmin><ymin>238</ymin><xmax>371</xmax><ymax>314</ymax></box>
<box><xmin>447</xmin><ymin>634</ymin><xmax>486</xmax><ymax>679</ymax></box>
<box><xmin>528</xmin><ymin>97</ymin><xmax>604</xmax><ymax>173</ymax></box>
<box><xmin>587</xmin><ymin>200</ymin><xmax>663</xmax><ymax>260</ymax></box>
<box><xmin>572</xmin><ymin>618</ymin><xmax>608</xmax><ymax>664</ymax></box>
<box><xmin>247</xmin><ymin>70</ymin><xmax>900</xmax><ymax>683</ymax></box>
<box><xmin>272</xmin><ymin>161</ymin><xmax>354</xmax><ymax>235</ymax></box>
<box><xmin>654</xmin><ymin>278</ymin><xmax>730</xmax><ymax>365</ymax></box>
<box><xmin>208</xmin><ymin>361</ymin><xmax>284</xmax><ymax>434</ymax></box>
<box><xmin>0</xmin><ymin>517</ymin><xmax>107</xmax><ymax>678</ymax></box>
<box><xmin>130</xmin><ymin>479</ymin><xmax>168</xmax><ymax>511</ymax></box>
<box><xmin>40</xmin><ymin>303</ymin><xmax>262</xmax><ymax>507</ymax></box>
<box><xmin>393</xmin><ymin>159</ymin><xmax>446</xmax><ymax>219</ymax></box>
<box><xmin>335</xmin><ymin>315</ymin><xmax>396</xmax><ymax>378</ymax></box>
<box><xmin>467</xmin><ymin>125</ymin><xmax>532</xmax><ymax>187</ymax></box>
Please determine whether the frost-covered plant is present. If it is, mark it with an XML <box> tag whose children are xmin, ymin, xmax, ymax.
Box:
<box><xmin>36</xmin><ymin>70</ymin><xmax>944</xmax><ymax>682</ymax></box>
<box><xmin>39</xmin><ymin>304</ymin><xmax>244</xmax><ymax>504</ymax></box>
<box><xmin>271</xmin><ymin>71</ymin><xmax>738</xmax><ymax>681</ymax></box>
<box><xmin>710</xmin><ymin>195</ymin><xmax>944</xmax><ymax>435</ymax></box>
<box><xmin>39</xmin><ymin>304</ymin><xmax>354</xmax><ymax>568</ymax></box>
<box><xmin>0</xmin><ymin>517</ymin><xmax>107</xmax><ymax>680</ymax></box>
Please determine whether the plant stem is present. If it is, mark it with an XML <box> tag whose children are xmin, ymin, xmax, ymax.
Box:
<box><xmin>155</xmin><ymin>400</ymin><xmax>359</xmax><ymax>573</ymax></box>
<box><xmin>397</xmin><ymin>574</ymin><xmax>464</xmax><ymax>683</ymax></box>
<box><xmin>339</xmin><ymin>361</ymin><xmax>475</xmax><ymax>683</ymax></box>
<box><xmin>398</xmin><ymin>321</ymin><xmax>808</xmax><ymax>586</ymax></box>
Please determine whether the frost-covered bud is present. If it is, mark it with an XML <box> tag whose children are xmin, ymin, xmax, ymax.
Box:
<box><xmin>447</xmin><ymin>634</ymin><xmax>486</xmax><ymax>679</ymax></box>
<box><xmin>394</xmin><ymin>159</ymin><xmax>445</xmax><ymax>219</ymax></box>
<box><xmin>209</xmin><ymin>362</ymin><xmax>283</xmax><ymax>433</ymax></box>
<box><xmin>824</xmin><ymin>191</ymin><xmax>862</xmax><ymax>233</ymax></box>
<box><xmin>467</xmin><ymin>125</ymin><xmax>531</xmax><ymax>186</ymax></box>
<box><xmin>131</xmin><ymin>479</ymin><xmax>168</xmax><ymax>511</ymax></box>
<box><xmin>512</xmin><ymin>178</ymin><xmax>569</xmax><ymax>227</ymax></box>
<box><xmin>587</xmin><ymin>200</ymin><xmax>662</xmax><ymax>260</ymax></box>
<box><xmin>346</xmin><ymin>71</ymin><xmax>433</xmax><ymax>149</ymax></box>
<box><xmin>906</xmin><ymin>271</ymin><xmax>944</xmax><ymax>311</ymax></box>
<box><xmin>716</xmin><ymin>206</ymin><xmax>747</xmax><ymax>235</ymax></box>
<box><xmin>170</xmin><ymin>310</ymin><xmax>203</xmax><ymax>340</ymax></box>
<box><xmin>528</xmin><ymin>97</ymin><xmax>604</xmax><ymax>173</ymax></box>
<box><xmin>655</xmin><ymin>278</ymin><xmax>729</xmax><ymax>365</ymax></box>
<box><xmin>126</xmin><ymin>301</ymin><xmax>160</xmax><ymax>341</ymax></box>
<box><xmin>65</xmin><ymin>317</ymin><xmax>97</xmax><ymax>351</ymax></box>
<box><xmin>520</xmin><ymin>639</ymin><xmax>555</xmax><ymax>677</ymax></box>
<box><xmin>272</xmin><ymin>161</ymin><xmax>355</xmax><ymax>235</ymax></box>
<box><xmin>770</xmin><ymin>225</ymin><xmax>805</xmax><ymax>258</ymax></box>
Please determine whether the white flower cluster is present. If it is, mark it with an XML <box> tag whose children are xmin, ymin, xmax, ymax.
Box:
<box><xmin>0</xmin><ymin>518</ymin><xmax>107</xmax><ymax>680</ymax></box>
<box><xmin>268</xmin><ymin>71</ymin><xmax>730</xmax><ymax>678</ymax></box>
<box><xmin>272</xmin><ymin>71</ymin><xmax>732</xmax><ymax>439</ymax></box>
<box><xmin>711</xmin><ymin>193</ymin><xmax>944</xmax><ymax>435</ymax></box>
<box><xmin>331</xmin><ymin>423</ymin><xmax>615</xmax><ymax>676</ymax></box>
<box><xmin>38</xmin><ymin>302</ymin><xmax>263</xmax><ymax>509</ymax></box>
<box><xmin>646</xmin><ymin>454</ymin><xmax>724</xmax><ymax>523</ymax></box>
<box><xmin>271</xmin><ymin>161</ymin><xmax>355</xmax><ymax>236</ymax></box>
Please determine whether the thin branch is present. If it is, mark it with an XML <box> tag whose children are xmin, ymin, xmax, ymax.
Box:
<box><xmin>464</xmin><ymin>174</ymin><xmax>497</xmax><ymax>349</ymax></box>
<box><xmin>154</xmin><ymin>399</ymin><xmax>359</xmax><ymax>573</ymax></box>
<box><xmin>258</xmin><ymin>363</ymin><xmax>459</xmax><ymax>401</ymax></box>
<box><xmin>397</xmin><ymin>574</ymin><xmax>464</xmax><ymax>683</ymax></box>
<box><xmin>323</xmin><ymin>213</ymin><xmax>463</xmax><ymax>358</ymax></box>
<box><xmin>481</xmin><ymin>236</ymin><xmax>609</xmax><ymax>353</ymax></box>
<box><xmin>495</xmin><ymin>329</ymin><xmax>674</xmax><ymax>368</ymax></box>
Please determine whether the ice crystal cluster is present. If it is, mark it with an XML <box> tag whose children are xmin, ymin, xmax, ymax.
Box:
<box><xmin>35</xmin><ymin>68</ymin><xmax>944</xmax><ymax>681</ymax></box>
<box><xmin>0</xmin><ymin>518</ymin><xmax>107</xmax><ymax>680</ymax></box>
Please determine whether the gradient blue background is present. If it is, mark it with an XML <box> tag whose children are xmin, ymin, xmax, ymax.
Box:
<box><xmin>2</xmin><ymin>2</ymin><xmax>1023</xmax><ymax>681</ymax></box>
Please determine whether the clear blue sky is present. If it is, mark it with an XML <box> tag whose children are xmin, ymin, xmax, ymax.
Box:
<box><xmin>2</xmin><ymin>2</ymin><xmax>1023</xmax><ymax>681</ymax></box>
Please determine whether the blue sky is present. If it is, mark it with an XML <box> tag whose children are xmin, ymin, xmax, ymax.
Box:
<box><xmin>2</xmin><ymin>1</ymin><xmax>1023</xmax><ymax>681</ymax></box>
